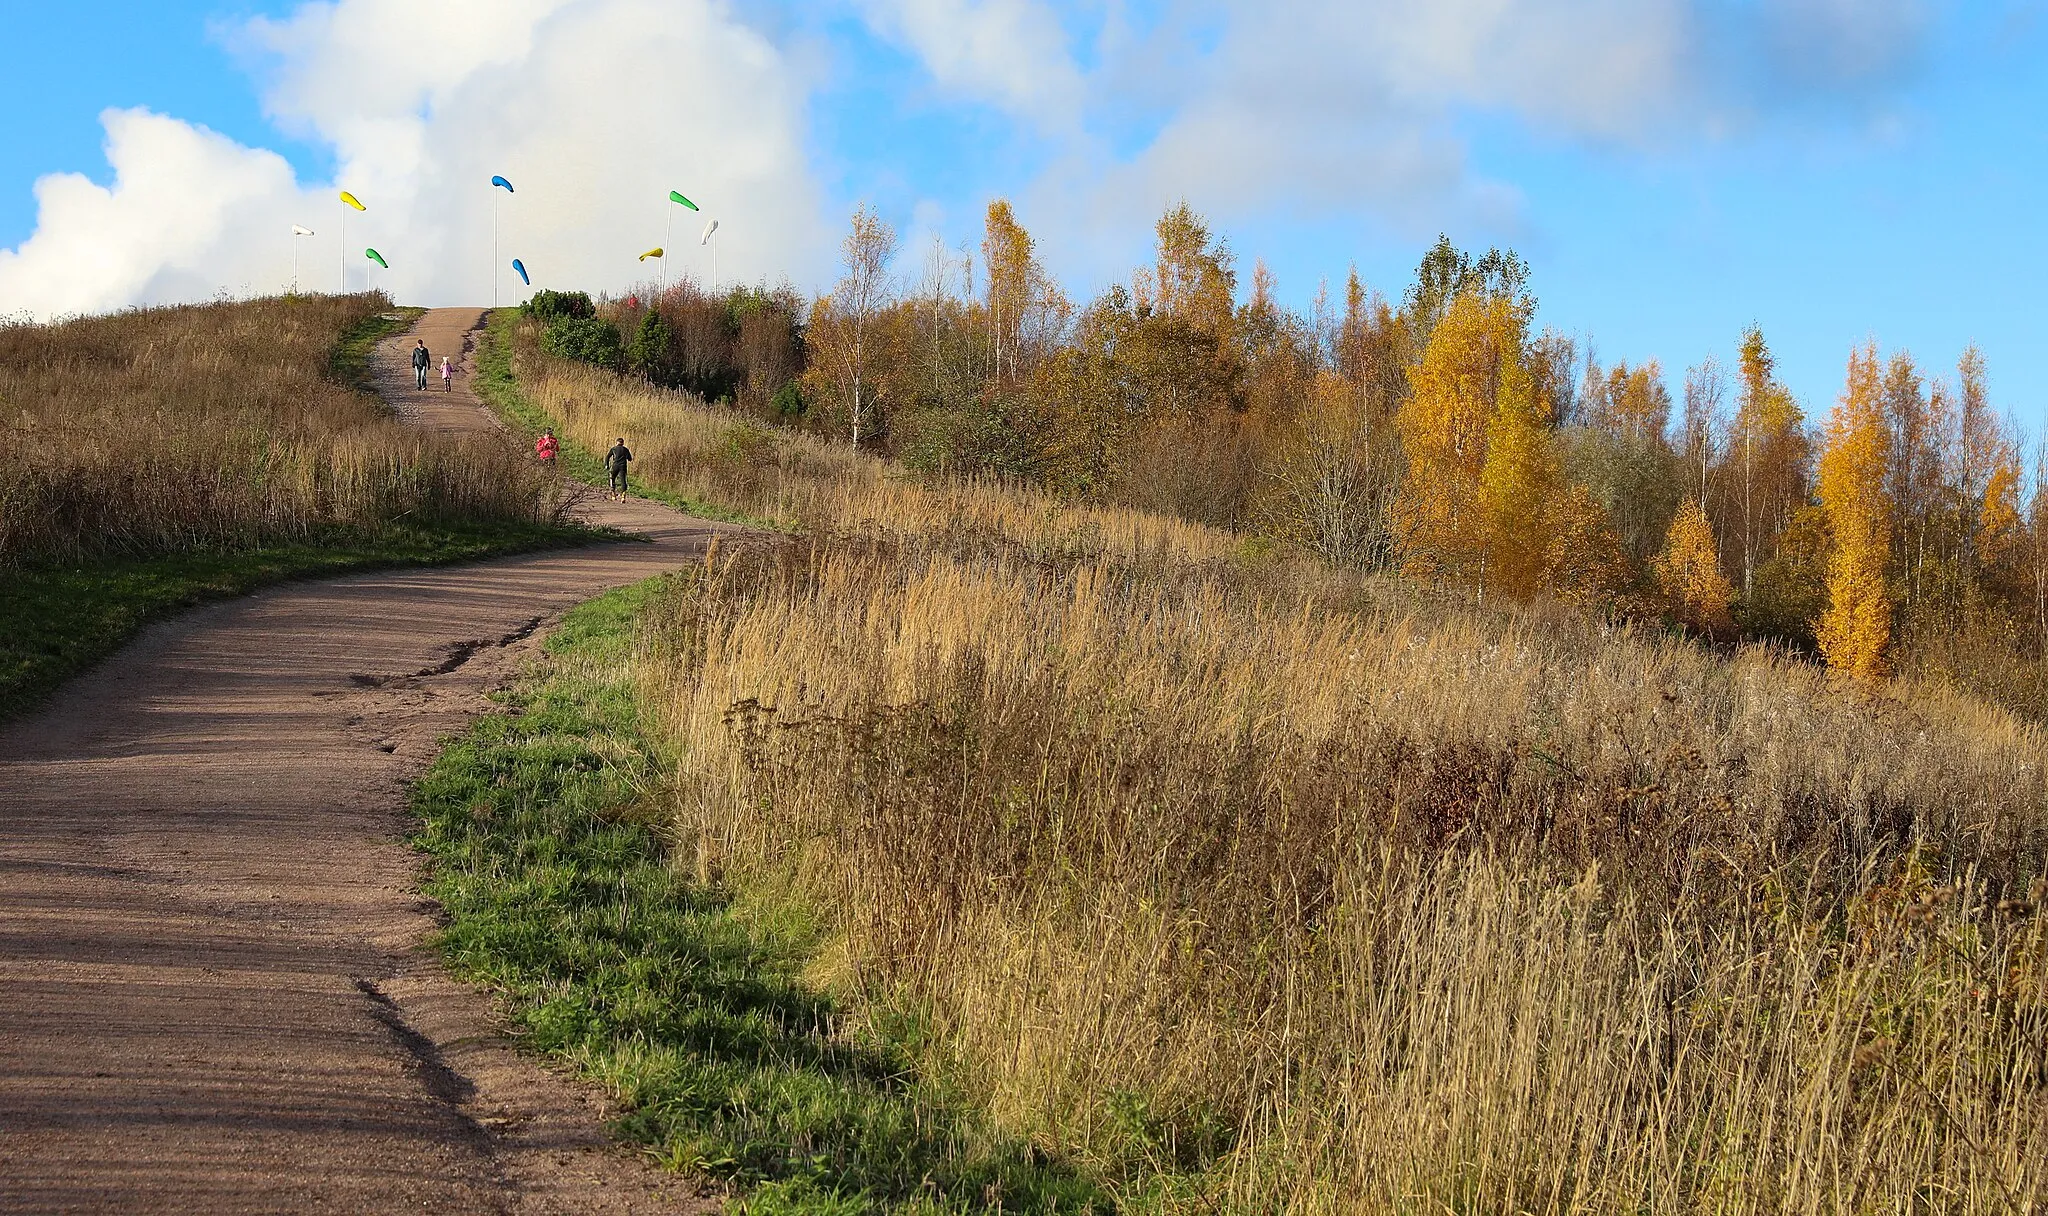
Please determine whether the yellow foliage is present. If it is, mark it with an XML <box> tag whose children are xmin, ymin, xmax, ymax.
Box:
<box><xmin>1140</xmin><ymin>201</ymin><xmax>1235</xmax><ymax>336</ymax></box>
<box><xmin>1548</xmin><ymin>483</ymin><xmax>1637</xmax><ymax>611</ymax></box>
<box><xmin>1397</xmin><ymin>291</ymin><xmax>1527</xmax><ymax>586</ymax></box>
<box><xmin>1656</xmin><ymin>497</ymin><xmax>1735</xmax><ymax>636</ymax></box>
<box><xmin>1980</xmin><ymin>452</ymin><xmax>2022</xmax><ymax>573</ymax></box>
<box><xmin>1478</xmin><ymin>358</ymin><xmax>1556</xmax><ymax>598</ymax></box>
<box><xmin>1399</xmin><ymin>289</ymin><xmax>1637</xmax><ymax>606</ymax></box>
<box><xmin>1816</xmin><ymin>343</ymin><xmax>1895</xmax><ymax>680</ymax></box>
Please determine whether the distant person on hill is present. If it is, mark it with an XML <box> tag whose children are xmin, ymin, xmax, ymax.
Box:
<box><xmin>440</xmin><ymin>356</ymin><xmax>453</xmax><ymax>392</ymax></box>
<box><xmin>411</xmin><ymin>339</ymin><xmax>430</xmax><ymax>390</ymax></box>
<box><xmin>605</xmin><ymin>438</ymin><xmax>633</xmax><ymax>501</ymax></box>
<box><xmin>534</xmin><ymin>429</ymin><xmax>558</xmax><ymax>467</ymax></box>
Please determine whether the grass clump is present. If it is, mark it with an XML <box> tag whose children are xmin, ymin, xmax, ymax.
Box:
<box><xmin>411</xmin><ymin>580</ymin><xmax>1114</xmax><ymax>1213</ymax></box>
<box><xmin>645</xmin><ymin>531</ymin><xmax>2048</xmax><ymax>1214</ymax></box>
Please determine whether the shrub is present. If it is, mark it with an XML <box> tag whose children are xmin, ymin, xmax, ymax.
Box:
<box><xmin>770</xmin><ymin>380</ymin><xmax>805</xmax><ymax>418</ymax></box>
<box><xmin>629</xmin><ymin>308</ymin><xmax>676</xmax><ymax>383</ymax></box>
<box><xmin>522</xmin><ymin>289</ymin><xmax>595</xmax><ymax>324</ymax></box>
<box><xmin>540</xmin><ymin>316</ymin><xmax>624</xmax><ymax>372</ymax></box>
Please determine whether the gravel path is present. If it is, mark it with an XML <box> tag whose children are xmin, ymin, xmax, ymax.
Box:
<box><xmin>0</xmin><ymin>309</ymin><xmax>736</xmax><ymax>1214</ymax></box>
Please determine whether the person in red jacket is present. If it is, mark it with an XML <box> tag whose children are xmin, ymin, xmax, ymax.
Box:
<box><xmin>534</xmin><ymin>429</ymin><xmax>559</xmax><ymax>465</ymax></box>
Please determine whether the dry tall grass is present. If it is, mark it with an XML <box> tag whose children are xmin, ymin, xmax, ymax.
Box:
<box><xmin>0</xmin><ymin>295</ymin><xmax>552</xmax><ymax>565</ymax></box>
<box><xmin>519</xmin><ymin>322</ymin><xmax>2048</xmax><ymax>1212</ymax></box>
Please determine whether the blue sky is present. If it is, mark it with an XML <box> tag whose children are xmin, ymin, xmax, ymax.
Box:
<box><xmin>4</xmin><ymin>0</ymin><xmax>2046</xmax><ymax>433</ymax></box>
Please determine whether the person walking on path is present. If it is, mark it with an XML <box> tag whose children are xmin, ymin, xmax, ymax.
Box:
<box><xmin>440</xmin><ymin>356</ymin><xmax>453</xmax><ymax>392</ymax></box>
<box><xmin>534</xmin><ymin>429</ymin><xmax>559</xmax><ymax>467</ymax></box>
<box><xmin>411</xmin><ymin>339</ymin><xmax>431</xmax><ymax>391</ymax></box>
<box><xmin>605</xmin><ymin>437</ymin><xmax>633</xmax><ymax>501</ymax></box>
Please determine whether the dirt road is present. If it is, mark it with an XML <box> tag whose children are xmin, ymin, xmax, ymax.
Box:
<box><xmin>0</xmin><ymin>310</ymin><xmax>734</xmax><ymax>1213</ymax></box>
<box><xmin>380</xmin><ymin>307</ymin><xmax>497</xmax><ymax>434</ymax></box>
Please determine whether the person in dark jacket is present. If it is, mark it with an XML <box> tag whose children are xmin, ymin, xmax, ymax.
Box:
<box><xmin>411</xmin><ymin>339</ymin><xmax>430</xmax><ymax>390</ymax></box>
<box><xmin>604</xmin><ymin>438</ymin><xmax>633</xmax><ymax>501</ymax></box>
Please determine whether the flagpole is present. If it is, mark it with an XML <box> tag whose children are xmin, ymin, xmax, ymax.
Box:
<box><xmin>494</xmin><ymin>192</ymin><xmax>500</xmax><ymax>309</ymax></box>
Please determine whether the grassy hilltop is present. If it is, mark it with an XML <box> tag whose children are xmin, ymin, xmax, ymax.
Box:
<box><xmin>0</xmin><ymin>294</ymin><xmax>581</xmax><ymax>718</ymax></box>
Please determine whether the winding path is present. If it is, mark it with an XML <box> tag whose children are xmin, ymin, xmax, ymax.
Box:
<box><xmin>0</xmin><ymin>310</ymin><xmax>735</xmax><ymax>1213</ymax></box>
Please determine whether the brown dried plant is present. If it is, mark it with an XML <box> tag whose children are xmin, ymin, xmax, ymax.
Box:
<box><xmin>0</xmin><ymin>294</ymin><xmax>553</xmax><ymax>565</ymax></box>
<box><xmin>534</xmin><ymin>326</ymin><xmax>2048</xmax><ymax>1213</ymax></box>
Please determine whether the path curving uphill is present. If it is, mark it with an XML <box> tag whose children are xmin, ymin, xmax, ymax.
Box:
<box><xmin>0</xmin><ymin>309</ymin><xmax>735</xmax><ymax>1214</ymax></box>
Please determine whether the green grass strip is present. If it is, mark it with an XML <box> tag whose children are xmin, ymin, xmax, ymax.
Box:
<box><xmin>330</xmin><ymin>302</ymin><xmax>425</xmax><ymax>395</ymax></box>
<box><xmin>410</xmin><ymin>578</ymin><xmax>1112</xmax><ymax>1214</ymax></box>
<box><xmin>0</xmin><ymin>519</ymin><xmax>602</xmax><ymax>723</ymax></box>
<box><xmin>472</xmin><ymin>310</ymin><xmax>773</xmax><ymax>530</ymax></box>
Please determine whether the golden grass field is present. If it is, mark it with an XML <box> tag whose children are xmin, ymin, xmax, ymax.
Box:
<box><xmin>524</xmin><ymin>320</ymin><xmax>2048</xmax><ymax>1210</ymax></box>
<box><xmin>0</xmin><ymin>295</ymin><xmax>551</xmax><ymax>564</ymax></box>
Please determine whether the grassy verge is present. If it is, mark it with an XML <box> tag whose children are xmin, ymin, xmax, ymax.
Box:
<box><xmin>330</xmin><ymin>303</ymin><xmax>425</xmax><ymax>394</ymax></box>
<box><xmin>473</xmin><ymin>309</ymin><xmax>772</xmax><ymax>529</ymax></box>
<box><xmin>411</xmin><ymin>579</ymin><xmax>1114</xmax><ymax>1214</ymax></box>
<box><xmin>0</xmin><ymin>519</ymin><xmax>601</xmax><ymax>723</ymax></box>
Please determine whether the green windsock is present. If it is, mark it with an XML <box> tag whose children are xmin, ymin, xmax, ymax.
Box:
<box><xmin>669</xmin><ymin>190</ymin><xmax>698</xmax><ymax>211</ymax></box>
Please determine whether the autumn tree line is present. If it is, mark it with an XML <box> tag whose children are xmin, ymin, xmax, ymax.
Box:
<box><xmin>549</xmin><ymin>201</ymin><xmax>2048</xmax><ymax>691</ymax></box>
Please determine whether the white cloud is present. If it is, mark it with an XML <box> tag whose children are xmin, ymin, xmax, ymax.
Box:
<box><xmin>846</xmin><ymin>0</ymin><xmax>1714</xmax><ymax>258</ymax></box>
<box><xmin>860</xmin><ymin>0</ymin><xmax>1935</xmax><ymax>264</ymax></box>
<box><xmin>0</xmin><ymin>110</ymin><xmax>306</xmax><ymax>317</ymax></box>
<box><xmin>0</xmin><ymin>0</ymin><xmax>828</xmax><ymax>318</ymax></box>
<box><xmin>856</xmin><ymin>0</ymin><xmax>1086</xmax><ymax>129</ymax></box>
<box><xmin>0</xmin><ymin>0</ymin><xmax>1942</xmax><ymax>320</ymax></box>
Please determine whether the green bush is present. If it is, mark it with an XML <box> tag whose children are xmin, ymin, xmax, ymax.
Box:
<box><xmin>770</xmin><ymin>380</ymin><xmax>805</xmax><ymax>418</ymax></box>
<box><xmin>522</xmin><ymin>289</ymin><xmax>595</xmax><ymax>324</ymax></box>
<box><xmin>541</xmin><ymin>316</ymin><xmax>625</xmax><ymax>371</ymax></box>
<box><xmin>629</xmin><ymin>309</ymin><xmax>676</xmax><ymax>382</ymax></box>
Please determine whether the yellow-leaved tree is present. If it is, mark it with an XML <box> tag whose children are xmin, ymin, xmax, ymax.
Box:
<box><xmin>1725</xmin><ymin>325</ymin><xmax>1809</xmax><ymax>595</ymax></box>
<box><xmin>1816</xmin><ymin>344</ymin><xmax>1895</xmax><ymax>679</ymax></box>
<box><xmin>1979</xmin><ymin>447</ymin><xmax>2023</xmax><ymax>577</ymax></box>
<box><xmin>1396</xmin><ymin>290</ymin><xmax>1528</xmax><ymax>588</ymax></box>
<box><xmin>1477</xmin><ymin>352</ymin><xmax>1557</xmax><ymax>598</ymax></box>
<box><xmin>1656</xmin><ymin>496</ymin><xmax>1736</xmax><ymax>637</ymax></box>
<box><xmin>1398</xmin><ymin>285</ymin><xmax>1634</xmax><ymax>606</ymax></box>
<box><xmin>1547</xmin><ymin>483</ymin><xmax>1636</xmax><ymax>611</ymax></box>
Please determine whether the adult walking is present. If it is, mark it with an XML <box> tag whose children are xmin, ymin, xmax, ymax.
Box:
<box><xmin>604</xmin><ymin>437</ymin><xmax>633</xmax><ymax>501</ymax></box>
<box><xmin>411</xmin><ymin>339</ymin><xmax>431</xmax><ymax>391</ymax></box>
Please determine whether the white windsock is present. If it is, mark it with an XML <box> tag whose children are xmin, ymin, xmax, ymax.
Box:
<box><xmin>292</xmin><ymin>225</ymin><xmax>315</xmax><ymax>236</ymax></box>
<box><xmin>700</xmin><ymin>218</ymin><xmax>719</xmax><ymax>244</ymax></box>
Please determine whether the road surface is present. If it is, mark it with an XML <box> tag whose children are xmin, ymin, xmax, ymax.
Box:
<box><xmin>0</xmin><ymin>308</ymin><xmax>734</xmax><ymax>1214</ymax></box>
